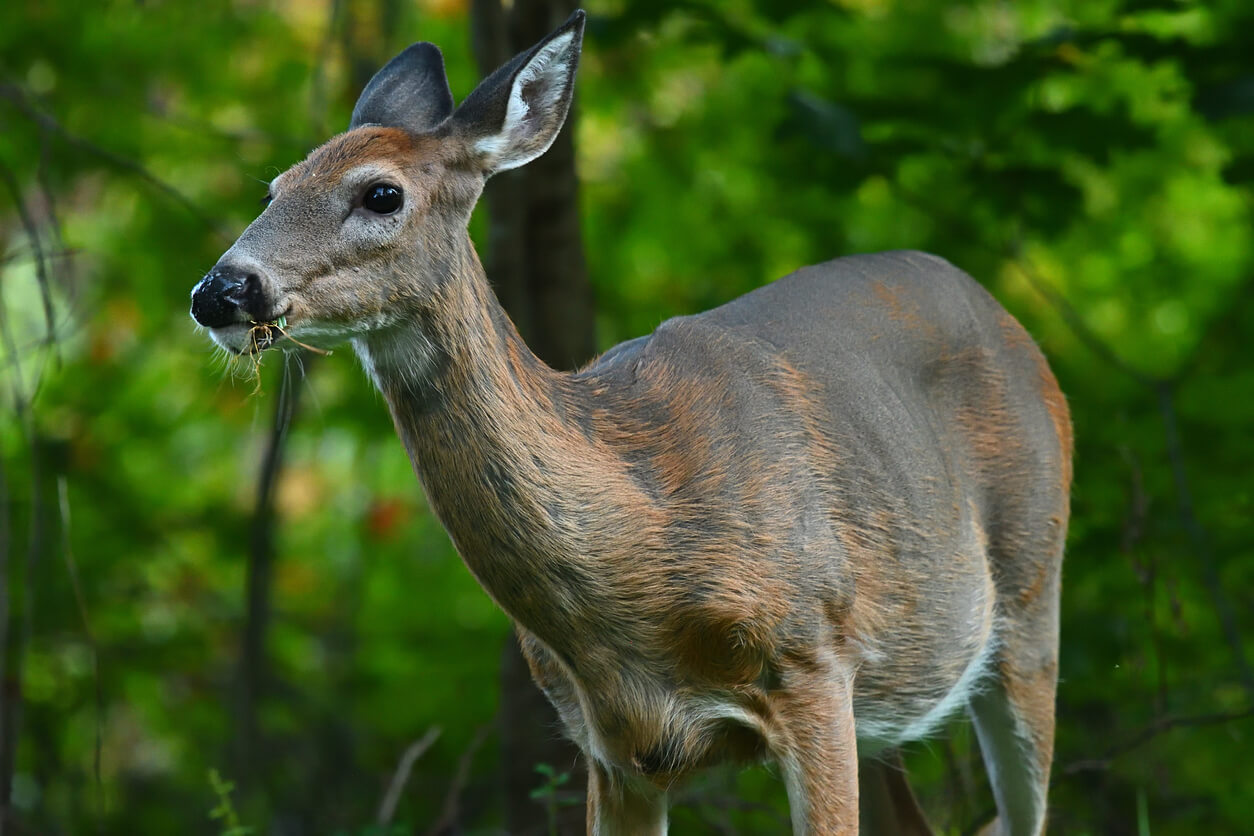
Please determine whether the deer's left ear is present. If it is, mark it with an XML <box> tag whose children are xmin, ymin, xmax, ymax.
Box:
<box><xmin>351</xmin><ymin>42</ymin><xmax>454</xmax><ymax>133</ymax></box>
<box><xmin>452</xmin><ymin>10</ymin><xmax>585</xmax><ymax>176</ymax></box>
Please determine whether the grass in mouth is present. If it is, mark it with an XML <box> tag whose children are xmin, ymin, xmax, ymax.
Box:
<box><xmin>240</xmin><ymin>317</ymin><xmax>331</xmax><ymax>394</ymax></box>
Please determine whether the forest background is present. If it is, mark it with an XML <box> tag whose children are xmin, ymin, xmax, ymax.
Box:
<box><xmin>1</xmin><ymin>0</ymin><xmax>1251</xmax><ymax>834</ymax></box>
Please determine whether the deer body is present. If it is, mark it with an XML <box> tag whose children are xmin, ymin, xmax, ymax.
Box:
<box><xmin>191</xmin><ymin>12</ymin><xmax>1069</xmax><ymax>834</ymax></box>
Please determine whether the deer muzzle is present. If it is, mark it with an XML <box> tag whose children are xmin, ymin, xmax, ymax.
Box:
<box><xmin>190</xmin><ymin>263</ymin><xmax>274</xmax><ymax>329</ymax></box>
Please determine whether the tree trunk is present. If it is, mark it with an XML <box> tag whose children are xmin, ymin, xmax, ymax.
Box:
<box><xmin>470</xmin><ymin>1</ymin><xmax>595</xmax><ymax>832</ymax></box>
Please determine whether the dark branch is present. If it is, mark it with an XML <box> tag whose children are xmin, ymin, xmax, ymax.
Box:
<box><xmin>1062</xmin><ymin>705</ymin><xmax>1254</xmax><ymax>774</ymax></box>
<box><xmin>57</xmin><ymin>477</ymin><xmax>103</xmax><ymax>823</ymax></box>
<box><xmin>0</xmin><ymin>160</ymin><xmax>56</xmax><ymax>352</ymax></box>
<box><xmin>425</xmin><ymin>723</ymin><xmax>492</xmax><ymax>836</ymax></box>
<box><xmin>0</xmin><ymin>82</ymin><xmax>229</xmax><ymax>239</ymax></box>
<box><xmin>377</xmin><ymin>726</ymin><xmax>442</xmax><ymax>825</ymax></box>
<box><xmin>1156</xmin><ymin>381</ymin><xmax>1254</xmax><ymax>695</ymax></box>
<box><xmin>234</xmin><ymin>354</ymin><xmax>312</xmax><ymax>792</ymax></box>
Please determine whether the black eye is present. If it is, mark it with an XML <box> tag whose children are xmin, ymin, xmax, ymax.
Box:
<box><xmin>362</xmin><ymin>183</ymin><xmax>403</xmax><ymax>215</ymax></box>
<box><xmin>260</xmin><ymin>193</ymin><xmax>273</xmax><ymax>206</ymax></box>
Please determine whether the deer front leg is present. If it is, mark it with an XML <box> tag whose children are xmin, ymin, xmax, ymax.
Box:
<box><xmin>587</xmin><ymin>760</ymin><xmax>667</xmax><ymax>836</ymax></box>
<box><xmin>771</xmin><ymin>670</ymin><xmax>860</xmax><ymax>835</ymax></box>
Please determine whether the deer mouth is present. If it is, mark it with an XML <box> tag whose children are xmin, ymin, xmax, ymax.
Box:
<box><xmin>204</xmin><ymin>313</ymin><xmax>290</xmax><ymax>355</ymax></box>
<box><xmin>245</xmin><ymin>315</ymin><xmax>289</xmax><ymax>353</ymax></box>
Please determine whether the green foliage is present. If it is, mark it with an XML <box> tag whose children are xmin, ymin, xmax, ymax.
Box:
<box><xmin>207</xmin><ymin>769</ymin><xmax>253</xmax><ymax>836</ymax></box>
<box><xmin>2</xmin><ymin>0</ymin><xmax>1252</xmax><ymax>834</ymax></box>
<box><xmin>529</xmin><ymin>763</ymin><xmax>577</xmax><ymax>836</ymax></box>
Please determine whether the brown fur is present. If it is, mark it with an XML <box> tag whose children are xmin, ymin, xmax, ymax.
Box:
<box><xmin>285</xmin><ymin>128</ymin><xmax>418</xmax><ymax>184</ymax></box>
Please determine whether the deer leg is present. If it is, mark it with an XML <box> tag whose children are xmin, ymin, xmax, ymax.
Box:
<box><xmin>587</xmin><ymin>760</ymin><xmax>667</xmax><ymax>836</ymax></box>
<box><xmin>968</xmin><ymin>575</ymin><xmax>1060</xmax><ymax>836</ymax></box>
<box><xmin>858</xmin><ymin>749</ymin><xmax>934</xmax><ymax>836</ymax></box>
<box><xmin>771</xmin><ymin>671</ymin><xmax>860</xmax><ymax>835</ymax></box>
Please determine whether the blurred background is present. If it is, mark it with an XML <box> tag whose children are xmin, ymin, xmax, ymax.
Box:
<box><xmin>1</xmin><ymin>0</ymin><xmax>1251</xmax><ymax>833</ymax></box>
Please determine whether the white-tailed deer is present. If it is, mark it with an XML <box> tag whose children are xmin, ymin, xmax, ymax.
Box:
<box><xmin>190</xmin><ymin>11</ymin><xmax>1070</xmax><ymax>834</ymax></box>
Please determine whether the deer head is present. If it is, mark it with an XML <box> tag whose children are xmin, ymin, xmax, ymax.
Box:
<box><xmin>189</xmin><ymin>11</ymin><xmax>585</xmax><ymax>357</ymax></box>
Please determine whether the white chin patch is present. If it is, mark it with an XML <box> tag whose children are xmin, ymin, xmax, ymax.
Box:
<box><xmin>208</xmin><ymin>323</ymin><xmax>255</xmax><ymax>354</ymax></box>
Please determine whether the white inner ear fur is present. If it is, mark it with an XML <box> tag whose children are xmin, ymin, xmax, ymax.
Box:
<box><xmin>474</xmin><ymin>30</ymin><xmax>575</xmax><ymax>171</ymax></box>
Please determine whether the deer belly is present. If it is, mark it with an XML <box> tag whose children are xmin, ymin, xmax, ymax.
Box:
<box><xmin>850</xmin><ymin>562</ymin><xmax>999</xmax><ymax>753</ymax></box>
<box><xmin>854</xmin><ymin>629</ymin><xmax>998</xmax><ymax>755</ymax></box>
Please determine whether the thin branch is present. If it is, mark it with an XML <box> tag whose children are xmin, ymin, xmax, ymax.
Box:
<box><xmin>0</xmin><ymin>276</ymin><xmax>25</xmax><ymax>405</ymax></box>
<box><xmin>1062</xmin><ymin>705</ymin><xmax>1254</xmax><ymax>774</ymax></box>
<box><xmin>17</xmin><ymin>425</ymin><xmax>42</xmax><ymax>836</ymax></box>
<box><xmin>0</xmin><ymin>441</ymin><xmax>8</xmax><ymax>831</ymax></box>
<box><xmin>57</xmin><ymin>477</ymin><xmax>103</xmax><ymax>826</ymax></box>
<box><xmin>234</xmin><ymin>354</ymin><xmax>312</xmax><ymax>792</ymax></box>
<box><xmin>1116</xmin><ymin>444</ymin><xmax>1174</xmax><ymax>717</ymax></box>
<box><xmin>0</xmin><ymin>278</ymin><xmax>25</xmax><ymax>831</ymax></box>
<box><xmin>0</xmin><ymin>82</ymin><xmax>228</xmax><ymax>239</ymax></box>
<box><xmin>0</xmin><ymin>282</ymin><xmax>43</xmax><ymax>835</ymax></box>
<box><xmin>376</xmin><ymin>726</ymin><xmax>442</xmax><ymax>826</ymax></box>
<box><xmin>1155</xmin><ymin>381</ymin><xmax>1254</xmax><ymax>695</ymax></box>
<box><xmin>424</xmin><ymin>723</ymin><xmax>492</xmax><ymax>836</ymax></box>
<box><xmin>35</xmin><ymin>126</ymin><xmax>66</xmax><ymax>254</ymax></box>
<box><xmin>0</xmin><ymin>245</ymin><xmax>78</xmax><ymax>269</ymax></box>
<box><xmin>1117</xmin><ymin>445</ymin><xmax>1149</xmax><ymax>557</ymax></box>
<box><xmin>1010</xmin><ymin>260</ymin><xmax>1254</xmax><ymax>705</ymax></box>
<box><xmin>0</xmin><ymin>311</ymin><xmax>82</xmax><ymax>374</ymax></box>
<box><xmin>1005</xmin><ymin>255</ymin><xmax>1156</xmax><ymax>387</ymax></box>
<box><xmin>1008</xmin><ymin>249</ymin><xmax>1254</xmax><ymax>701</ymax></box>
<box><xmin>0</xmin><ymin>159</ymin><xmax>56</xmax><ymax>351</ymax></box>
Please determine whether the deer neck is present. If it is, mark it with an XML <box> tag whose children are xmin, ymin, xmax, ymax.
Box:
<box><xmin>352</xmin><ymin>243</ymin><xmax>639</xmax><ymax>656</ymax></box>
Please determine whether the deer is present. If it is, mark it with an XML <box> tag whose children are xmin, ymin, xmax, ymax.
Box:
<box><xmin>189</xmin><ymin>10</ymin><xmax>1070</xmax><ymax>835</ymax></box>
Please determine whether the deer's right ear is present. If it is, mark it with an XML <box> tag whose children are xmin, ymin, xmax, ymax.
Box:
<box><xmin>452</xmin><ymin>10</ymin><xmax>585</xmax><ymax>176</ymax></box>
<box><xmin>350</xmin><ymin>42</ymin><xmax>454</xmax><ymax>133</ymax></box>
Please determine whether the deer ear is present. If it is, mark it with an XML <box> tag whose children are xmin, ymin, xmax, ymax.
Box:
<box><xmin>350</xmin><ymin>42</ymin><xmax>454</xmax><ymax>133</ymax></box>
<box><xmin>453</xmin><ymin>10</ymin><xmax>585</xmax><ymax>176</ymax></box>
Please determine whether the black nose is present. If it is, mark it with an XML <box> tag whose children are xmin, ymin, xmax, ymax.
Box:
<box><xmin>190</xmin><ymin>265</ymin><xmax>265</xmax><ymax>328</ymax></box>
